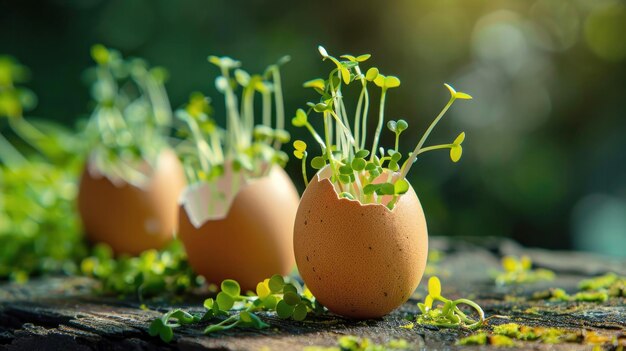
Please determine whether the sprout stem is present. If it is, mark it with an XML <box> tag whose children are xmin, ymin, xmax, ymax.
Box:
<box><xmin>370</xmin><ymin>88</ymin><xmax>387</xmax><ymax>161</ymax></box>
<box><xmin>271</xmin><ymin>67</ymin><xmax>284</xmax><ymax>149</ymax></box>
<box><xmin>301</xmin><ymin>152</ymin><xmax>309</xmax><ymax>187</ymax></box>
<box><xmin>399</xmin><ymin>97</ymin><xmax>456</xmax><ymax>179</ymax></box>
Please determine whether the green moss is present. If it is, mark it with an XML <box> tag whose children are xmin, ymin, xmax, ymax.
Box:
<box><xmin>490</xmin><ymin>335</ymin><xmax>516</xmax><ymax>347</ymax></box>
<box><xmin>579</xmin><ymin>273</ymin><xmax>618</xmax><ymax>290</ymax></box>
<box><xmin>571</xmin><ymin>291</ymin><xmax>609</xmax><ymax>302</ymax></box>
<box><xmin>457</xmin><ymin>333</ymin><xmax>488</xmax><ymax>346</ymax></box>
<box><xmin>493</xmin><ymin>323</ymin><xmax>520</xmax><ymax>338</ymax></box>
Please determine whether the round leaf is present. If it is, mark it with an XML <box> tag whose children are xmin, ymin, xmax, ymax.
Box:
<box><xmin>256</xmin><ymin>282</ymin><xmax>271</xmax><ymax>299</ymax></box>
<box><xmin>216</xmin><ymin>292</ymin><xmax>234</xmax><ymax>310</ymax></box>
<box><xmin>311</xmin><ymin>156</ymin><xmax>326</xmax><ymax>170</ymax></box>
<box><xmin>351</xmin><ymin>158</ymin><xmax>366</xmax><ymax>171</ymax></box>
<box><xmin>283</xmin><ymin>291</ymin><xmax>301</xmax><ymax>306</ymax></box>
<box><xmin>221</xmin><ymin>279</ymin><xmax>240</xmax><ymax>297</ymax></box>
<box><xmin>269</xmin><ymin>275</ymin><xmax>285</xmax><ymax>293</ymax></box>
<box><xmin>450</xmin><ymin>145</ymin><xmax>462</xmax><ymax>163</ymax></box>
<box><xmin>276</xmin><ymin>300</ymin><xmax>294</xmax><ymax>319</ymax></box>
<box><xmin>365</xmin><ymin>67</ymin><xmax>379</xmax><ymax>81</ymax></box>
<box><xmin>355</xmin><ymin>149</ymin><xmax>370</xmax><ymax>158</ymax></box>
<box><xmin>294</xmin><ymin>140</ymin><xmax>307</xmax><ymax>151</ymax></box>
<box><xmin>397</xmin><ymin>119</ymin><xmax>408</xmax><ymax>132</ymax></box>
<box><xmin>293</xmin><ymin>303</ymin><xmax>308</xmax><ymax>321</ymax></box>
<box><xmin>394</xmin><ymin>179</ymin><xmax>410</xmax><ymax>195</ymax></box>
<box><xmin>387</xmin><ymin>120</ymin><xmax>397</xmax><ymax>132</ymax></box>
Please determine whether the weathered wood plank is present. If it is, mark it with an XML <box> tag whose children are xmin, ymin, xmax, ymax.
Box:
<box><xmin>1</xmin><ymin>237</ymin><xmax>624</xmax><ymax>350</ymax></box>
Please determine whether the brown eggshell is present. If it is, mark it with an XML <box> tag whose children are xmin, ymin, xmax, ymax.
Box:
<box><xmin>178</xmin><ymin>166</ymin><xmax>299</xmax><ymax>292</ymax></box>
<box><xmin>77</xmin><ymin>148</ymin><xmax>186</xmax><ymax>256</ymax></box>
<box><xmin>294</xmin><ymin>167</ymin><xmax>428</xmax><ymax>319</ymax></box>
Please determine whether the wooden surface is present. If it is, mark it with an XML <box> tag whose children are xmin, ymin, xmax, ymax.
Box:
<box><xmin>1</xmin><ymin>237</ymin><xmax>625</xmax><ymax>350</ymax></box>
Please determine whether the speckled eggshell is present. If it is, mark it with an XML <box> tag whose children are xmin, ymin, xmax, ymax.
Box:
<box><xmin>78</xmin><ymin>148</ymin><xmax>186</xmax><ymax>256</ymax></box>
<box><xmin>294</xmin><ymin>167</ymin><xmax>428</xmax><ymax>319</ymax></box>
<box><xmin>178</xmin><ymin>166</ymin><xmax>299</xmax><ymax>292</ymax></box>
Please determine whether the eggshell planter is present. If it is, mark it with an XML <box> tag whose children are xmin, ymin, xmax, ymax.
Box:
<box><xmin>293</xmin><ymin>167</ymin><xmax>428</xmax><ymax>319</ymax></box>
<box><xmin>77</xmin><ymin>148</ymin><xmax>186</xmax><ymax>256</ymax></box>
<box><xmin>178</xmin><ymin>165</ymin><xmax>299</xmax><ymax>292</ymax></box>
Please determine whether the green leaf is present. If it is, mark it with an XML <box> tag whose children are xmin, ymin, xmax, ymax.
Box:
<box><xmin>377</xmin><ymin>183</ymin><xmax>395</xmax><ymax>195</ymax></box>
<box><xmin>293</xmin><ymin>140</ymin><xmax>307</xmax><ymax>151</ymax></box>
<box><xmin>216</xmin><ymin>292</ymin><xmax>234</xmax><ymax>310</ymax></box>
<box><xmin>339</xmin><ymin>165</ymin><xmax>353</xmax><ymax>175</ymax></box>
<box><xmin>356</xmin><ymin>54</ymin><xmax>371</xmax><ymax>62</ymax></box>
<box><xmin>351</xmin><ymin>158</ymin><xmax>366</xmax><ymax>171</ymax></box>
<box><xmin>159</xmin><ymin>325</ymin><xmax>174</xmax><ymax>342</ymax></box>
<box><xmin>292</xmin><ymin>109</ymin><xmax>308</xmax><ymax>127</ymax></box>
<box><xmin>311</xmin><ymin>156</ymin><xmax>326</xmax><ymax>170</ymax></box>
<box><xmin>283</xmin><ymin>291</ymin><xmax>302</xmax><ymax>306</ymax></box>
<box><xmin>303</xmin><ymin>78</ymin><xmax>325</xmax><ymax>90</ymax></box>
<box><xmin>365</xmin><ymin>67</ymin><xmax>379</xmax><ymax>81</ymax></box>
<box><xmin>283</xmin><ymin>284</ymin><xmax>298</xmax><ymax>294</ymax></box>
<box><xmin>355</xmin><ymin>149</ymin><xmax>370</xmax><ymax>158</ymax></box>
<box><xmin>276</xmin><ymin>300</ymin><xmax>294</xmax><ymax>319</ymax></box>
<box><xmin>293</xmin><ymin>303</ymin><xmax>308</xmax><ymax>321</ymax></box>
<box><xmin>262</xmin><ymin>295</ymin><xmax>278</xmax><ymax>309</ymax></box>
<box><xmin>313</xmin><ymin>103</ymin><xmax>328</xmax><ymax>113</ymax></box>
<box><xmin>391</xmin><ymin>152</ymin><xmax>402</xmax><ymax>162</ymax></box>
<box><xmin>234</xmin><ymin>69</ymin><xmax>250</xmax><ymax>86</ymax></box>
<box><xmin>340</xmin><ymin>54</ymin><xmax>356</xmax><ymax>62</ymax></box>
<box><xmin>269</xmin><ymin>275</ymin><xmax>285</xmax><ymax>293</ymax></box>
<box><xmin>363</xmin><ymin>183</ymin><xmax>381</xmax><ymax>195</ymax></box>
<box><xmin>388</xmin><ymin>160</ymin><xmax>399</xmax><ymax>171</ymax></box>
<box><xmin>394</xmin><ymin>179</ymin><xmax>410</xmax><ymax>195</ymax></box>
<box><xmin>374</xmin><ymin>74</ymin><xmax>385</xmax><ymax>87</ymax></box>
<box><xmin>221</xmin><ymin>279</ymin><xmax>241</xmax><ymax>297</ymax></box>
<box><xmin>341</xmin><ymin>66</ymin><xmax>351</xmax><ymax>85</ymax></box>
<box><xmin>450</xmin><ymin>145</ymin><xmax>463</xmax><ymax>163</ymax></box>
<box><xmin>149</xmin><ymin>318</ymin><xmax>163</xmax><ymax>337</ymax></box>
<box><xmin>387</xmin><ymin>120</ymin><xmax>397</xmax><ymax>132</ymax></box>
<box><xmin>339</xmin><ymin>192</ymin><xmax>355</xmax><ymax>200</ymax></box>
<box><xmin>384</xmin><ymin>76</ymin><xmax>401</xmax><ymax>88</ymax></box>
<box><xmin>453</xmin><ymin>132</ymin><xmax>465</xmax><ymax>145</ymax></box>
<box><xmin>397</xmin><ymin>119</ymin><xmax>408</xmax><ymax>132</ymax></box>
<box><xmin>203</xmin><ymin>298</ymin><xmax>215</xmax><ymax>310</ymax></box>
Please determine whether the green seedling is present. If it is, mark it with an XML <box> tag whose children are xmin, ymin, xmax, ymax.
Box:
<box><xmin>292</xmin><ymin>46</ymin><xmax>471</xmax><ymax>209</ymax></box>
<box><xmin>175</xmin><ymin>55</ymin><xmax>291</xmax><ymax>190</ymax></box>
<box><xmin>494</xmin><ymin>255</ymin><xmax>555</xmax><ymax>286</ymax></box>
<box><xmin>83</xmin><ymin>44</ymin><xmax>173</xmax><ymax>186</ymax></box>
<box><xmin>0</xmin><ymin>56</ymin><xmax>86</xmax><ymax>280</ymax></box>
<box><xmin>416</xmin><ymin>276</ymin><xmax>485</xmax><ymax>330</ymax></box>
<box><xmin>149</xmin><ymin>275</ymin><xmax>324</xmax><ymax>342</ymax></box>
<box><xmin>80</xmin><ymin>240</ymin><xmax>200</xmax><ymax>300</ymax></box>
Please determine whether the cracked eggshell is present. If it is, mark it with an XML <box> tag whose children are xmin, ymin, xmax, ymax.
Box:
<box><xmin>178</xmin><ymin>166</ymin><xmax>299</xmax><ymax>292</ymax></box>
<box><xmin>77</xmin><ymin>148</ymin><xmax>186</xmax><ymax>256</ymax></box>
<box><xmin>294</xmin><ymin>167</ymin><xmax>428</xmax><ymax>319</ymax></box>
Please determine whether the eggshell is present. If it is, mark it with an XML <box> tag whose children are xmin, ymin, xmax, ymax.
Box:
<box><xmin>77</xmin><ymin>148</ymin><xmax>186</xmax><ymax>256</ymax></box>
<box><xmin>178</xmin><ymin>165</ymin><xmax>299</xmax><ymax>292</ymax></box>
<box><xmin>293</xmin><ymin>167</ymin><xmax>428</xmax><ymax>319</ymax></box>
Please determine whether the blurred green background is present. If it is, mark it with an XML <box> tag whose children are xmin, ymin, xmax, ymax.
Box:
<box><xmin>2</xmin><ymin>0</ymin><xmax>625</xmax><ymax>256</ymax></box>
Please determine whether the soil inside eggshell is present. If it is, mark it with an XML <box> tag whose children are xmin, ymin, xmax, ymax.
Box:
<box><xmin>178</xmin><ymin>165</ymin><xmax>299</xmax><ymax>292</ymax></box>
<box><xmin>293</xmin><ymin>166</ymin><xmax>429</xmax><ymax>319</ymax></box>
<box><xmin>78</xmin><ymin>148</ymin><xmax>186</xmax><ymax>256</ymax></box>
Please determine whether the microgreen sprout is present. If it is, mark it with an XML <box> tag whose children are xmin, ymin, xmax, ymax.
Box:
<box><xmin>416</xmin><ymin>276</ymin><xmax>485</xmax><ymax>330</ymax></box>
<box><xmin>80</xmin><ymin>240</ymin><xmax>200</xmax><ymax>300</ymax></box>
<box><xmin>83</xmin><ymin>44</ymin><xmax>174</xmax><ymax>186</ymax></box>
<box><xmin>149</xmin><ymin>275</ymin><xmax>324</xmax><ymax>342</ymax></box>
<box><xmin>293</xmin><ymin>46</ymin><xmax>471</xmax><ymax>209</ymax></box>
<box><xmin>495</xmin><ymin>255</ymin><xmax>555</xmax><ymax>286</ymax></box>
<box><xmin>175</xmin><ymin>55</ymin><xmax>291</xmax><ymax>189</ymax></box>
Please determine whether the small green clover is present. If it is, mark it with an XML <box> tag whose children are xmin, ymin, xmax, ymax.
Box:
<box><xmin>450</xmin><ymin>132</ymin><xmax>465</xmax><ymax>163</ymax></box>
